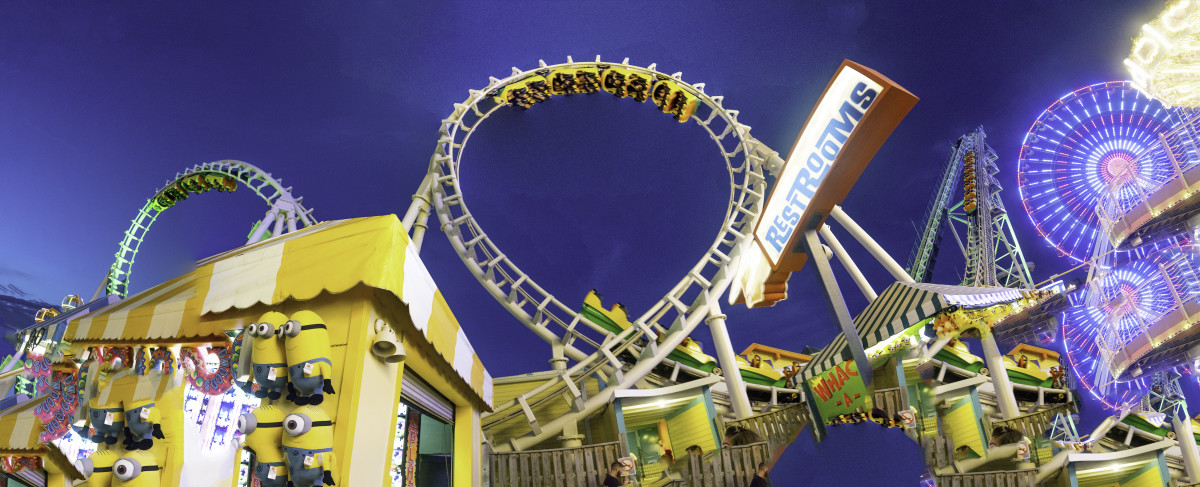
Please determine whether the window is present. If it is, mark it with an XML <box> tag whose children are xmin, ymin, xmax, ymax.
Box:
<box><xmin>392</xmin><ymin>373</ymin><xmax>455</xmax><ymax>486</ymax></box>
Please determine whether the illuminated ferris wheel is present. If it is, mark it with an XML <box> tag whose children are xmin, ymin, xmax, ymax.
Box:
<box><xmin>1017</xmin><ymin>81</ymin><xmax>1182</xmax><ymax>262</ymax></box>
<box><xmin>1062</xmin><ymin>248</ymin><xmax>1183</xmax><ymax>410</ymax></box>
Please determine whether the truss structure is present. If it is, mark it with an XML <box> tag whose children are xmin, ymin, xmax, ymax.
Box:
<box><xmin>907</xmin><ymin>127</ymin><xmax>1033</xmax><ymax>288</ymax></box>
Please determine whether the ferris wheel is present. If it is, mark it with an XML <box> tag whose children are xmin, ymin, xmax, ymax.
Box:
<box><xmin>1017</xmin><ymin>81</ymin><xmax>1184</xmax><ymax>262</ymax></box>
<box><xmin>1062</xmin><ymin>248</ymin><xmax>1184</xmax><ymax>410</ymax></box>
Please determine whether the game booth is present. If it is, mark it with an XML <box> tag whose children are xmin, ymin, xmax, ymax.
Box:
<box><xmin>0</xmin><ymin>215</ymin><xmax>493</xmax><ymax>487</ymax></box>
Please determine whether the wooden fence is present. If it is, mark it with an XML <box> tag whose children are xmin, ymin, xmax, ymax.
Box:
<box><xmin>489</xmin><ymin>441</ymin><xmax>621</xmax><ymax>487</ymax></box>
<box><xmin>989</xmin><ymin>403</ymin><xmax>1073</xmax><ymax>440</ymax></box>
<box><xmin>934</xmin><ymin>469</ymin><xmax>1036</xmax><ymax>487</ymax></box>
<box><xmin>873</xmin><ymin>387</ymin><xmax>908</xmax><ymax>418</ymax></box>
<box><xmin>722</xmin><ymin>404</ymin><xmax>809</xmax><ymax>448</ymax></box>
<box><xmin>923</xmin><ymin>435</ymin><xmax>956</xmax><ymax>470</ymax></box>
<box><xmin>668</xmin><ymin>442</ymin><xmax>772</xmax><ymax>487</ymax></box>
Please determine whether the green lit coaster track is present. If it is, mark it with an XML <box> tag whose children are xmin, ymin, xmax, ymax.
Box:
<box><xmin>102</xmin><ymin>160</ymin><xmax>316</xmax><ymax>298</ymax></box>
<box><xmin>410</xmin><ymin>56</ymin><xmax>794</xmax><ymax>451</ymax></box>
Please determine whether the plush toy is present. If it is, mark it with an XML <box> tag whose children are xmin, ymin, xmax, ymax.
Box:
<box><xmin>75</xmin><ymin>449</ymin><xmax>118</xmax><ymax>487</ymax></box>
<box><xmin>122</xmin><ymin>398</ymin><xmax>163</xmax><ymax>450</ymax></box>
<box><xmin>281</xmin><ymin>405</ymin><xmax>338</xmax><ymax>486</ymax></box>
<box><xmin>237</xmin><ymin>405</ymin><xmax>289</xmax><ymax>487</ymax></box>
<box><xmin>111</xmin><ymin>450</ymin><xmax>161</xmax><ymax>487</ymax></box>
<box><xmin>283</xmin><ymin>311</ymin><xmax>336</xmax><ymax>406</ymax></box>
<box><xmin>86</xmin><ymin>381</ymin><xmax>125</xmax><ymax>445</ymax></box>
<box><xmin>239</xmin><ymin>311</ymin><xmax>290</xmax><ymax>400</ymax></box>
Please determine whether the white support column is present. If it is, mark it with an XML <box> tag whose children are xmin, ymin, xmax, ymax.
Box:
<box><xmin>411</xmin><ymin>204</ymin><xmax>431</xmax><ymax>253</ymax></box>
<box><xmin>980</xmin><ymin>332</ymin><xmax>1019</xmax><ymax>419</ymax></box>
<box><xmin>403</xmin><ymin>174</ymin><xmax>436</xmax><ymax>230</ymax></box>
<box><xmin>707</xmin><ymin>301</ymin><xmax>753</xmax><ymax>420</ymax></box>
<box><xmin>819</xmin><ymin>225</ymin><xmax>877</xmax><ymax>301</ymax></box>
<box><xmin>804</xmin><ymin>229</ymin><xmax>873</xmax><ymax>385</ymax></box>
<box><xmin>247</xmin><ymin>208</ymin><xmax>279</xmax><ymax>244</ymax></box>
<box><xmin>271</xmin><ymin>207</ymin><xmax>287</xmax><ymax>238</ymax></box>
<box><xmin>550</xmin><ymin>343</ymin><xmax>584</xmax><ymax>448</ymax></box>
<box><xmin>1175</xmin><ymin>413</ymin><xmax>1200</xmax><ymax>482</ymax></box>
<box><xmin>829</xmin><ymin>206</ymin><xmax>914</xmax><ymax>283</ymax></box>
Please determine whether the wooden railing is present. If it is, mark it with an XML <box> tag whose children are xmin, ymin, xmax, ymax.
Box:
<box><xmin>990</xmin><ymin>403</ymin><xmax>1073</xmax><ymax>440</ymax></box>
<box><xmin>923</xmin><ymin>436</ymin><xmax>956</xmax><ymax>469</ymax></box>
<box><xmin>722</xmin><ymin>404</ymin><xmax>809</xmax><ymax>448</ymax></box>
<box><xmin>873</xmin><ymin>387</ymin><xmax>908</xmax><ymax>418</ymax></box>
<box><xmin>935</xmin><ymin>469</ymin><xmax>1036</xmax><ymax>487</ymax></box>
<box><xmin>666</xmin><ymin>442</ymin><xmax>772</xmax><ymax>487</ymax></box>
<box><xmin>489</xmin><ymin>441</ymin><xmax>621</xmax><ymax>487</ymax></box>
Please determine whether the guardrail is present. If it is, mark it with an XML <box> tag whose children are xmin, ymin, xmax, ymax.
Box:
<box><xmin>935</xmin><ymin>469</ymin><xmax>1036</xmax><ymax>487</ymax></box>
<box><xmin>874</xmin><ymin>387</ymin><xmax>908</xmax><ymax>418</ymax></box>
<box><xmin>489</xmin><ymin>441</ymin><xmax>621</xmax><ymax>487</ymax></box>
<box><xmin>990</xmin><ymin>403</ymin><xmax>1074</xmax><ymax>440</ymax></box>
<box><xmin>667</xmin><ymin>442</ymin><xmax>772</xmax><ymax>487</ymax></box>
<box><xmin>723</xmin><ymin>404</ymin><xmax>809</xmax><ymax>448</ymax></box>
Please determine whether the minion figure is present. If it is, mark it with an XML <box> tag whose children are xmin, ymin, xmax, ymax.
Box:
<box><xmin>239</xmin><ymin>311</ymin><xmax>291</xmax><ymax>400</ymax></box>
<box><xmin>111</xmin><ymin>450</ymin><xmax>161</xmax><ymax>487</ymax></box>
<box><xmin>282</xmin><ymin>311</ymin><xmax>336</xmax><ymax>406</ymax></box>
<box><xmin>75</xmin><ymin>449</ymin><xmax>118</xmax><ymax>487</ymax></box>
<box><xmin>281</xmin><ymin>405</ymin><xmax>338</xmax><ymax>486</ymax></box>
<box><xmin>122</xmin><ymin>398</ymin><xmax>163</xmax><ymax>450</ymax></box>
<box><xmin>237</xmin><ymin>405</ymin><xmax>289</xmax><ymax>487</ymax></box>
<box><xmin>86</xmin><ymin>391</ymin><xmax>124</xmax><ymax>445</ymax></box>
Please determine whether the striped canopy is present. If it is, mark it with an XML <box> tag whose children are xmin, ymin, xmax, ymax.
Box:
<box><xmin>63</xmin><ymin>215</ymin><xmax>493</xmax><ymax>408</ymax></box>
<box><xmin>798</xmin><ymin>282</ymin><xmax>1025</xmax><ymax>382</ymax></box>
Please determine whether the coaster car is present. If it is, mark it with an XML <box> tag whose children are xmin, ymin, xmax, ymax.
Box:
<box><xmin>582</xmin><ymin>291</ymin><xmax>720</xmax><ymax>373</ymax></box>
<box><xmin>736</xmin><ymin>354</ymin><xmax>785</xmax><ymax>388</ymax></box>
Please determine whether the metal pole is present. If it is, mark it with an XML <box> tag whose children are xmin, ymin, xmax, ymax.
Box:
<box><xmin>980</xmin><ymin>332</ymin><xmax>1020</xmax><ymax>418</ymax></box>
<box><xmin>411</xmin><ymin>205</ymin><xmax>431</xmax><ymax>253</ymax></box>
<box><xmin>550</xmin><ymin>343</ymin><xmax>584</xmax><ymax>448</ymax></box>
<box><xmin>247</xmin><ymin>209</ymin><xmax>279</xmax><ymax>244</ymax></box>
<box><xmin>830</xmin><ymin>206</ymin><xmax>914</xmax><ymax>283</ymax></box>
<box><xmin>706</xmin><ymin>301</ymin><xmax>754</xmax><ymax>419</ymax></box>
<box><xmin>403</xmin><ymin>174</ymin><xmax>435</xmax><ymax>230</ymax></box>
<box><xmin>819</xmin><ymin>225</ymin><xmax>877</xmax><ymax>301</ymax></box>
<box><xmin>1176</xmin><ymin>412</ymin><xmax>1200</xmax><ymax>482</ymax></box>
<box><xmin>803</xmin><ymin>229</ymin><xmax>873</xmax><ymax>385</ymax></box>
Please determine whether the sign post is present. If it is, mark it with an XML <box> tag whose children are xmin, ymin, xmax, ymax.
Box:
<box><xmin>730</xmin><ymin>60</ymin><xmax>918</xmax><ymax>308</ymax></box>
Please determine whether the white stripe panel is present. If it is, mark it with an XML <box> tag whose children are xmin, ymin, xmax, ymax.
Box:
<box><xmin>147</xmin><ymin>289</ymin><xmax>195</xmax><ymax>339</ymax></box>
<box><xmin>102</xmin><ymin>308</ymin><xmax>132</xmax><ymax>340</ymax></box>
<box><xmin>8</xmin><ymin>408</ymin><xmax>35</xmax><ymax>448</ymax></box>
<box><xmin>202</xmin><ymin>242</ymin><xmax>286</xmax><ymax>314</ymax></box>
<box><xmin>401</xmin><ymin>244</ymin><xmax>437</xmax><ymax>333</ymax></box>
<box><xmin>349</xmin><ymin>340</ymin><xmax>398</xmax><ymax>486</ymax></box>
<box><xmin>482</xmin><ymin>370</ymin><xmax>493</xmax><ymax>407</ymax></box>
<box><xmin>452</xmin><ymin>328</ymin><xmax>475</xmax><ymax>382</ymax></box>
<box><xmin>76</xmin><ymin>316</ymin><xmax>95</xmax><ymax>341</ymax></box>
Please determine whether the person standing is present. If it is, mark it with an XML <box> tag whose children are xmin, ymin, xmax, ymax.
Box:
<box><xmin>603</xmin><ymin>461</ymin><xmax>624</xmax><ymax>487</ymax></box>
<box><xmin>749</xmin><ymin>462</ymin><xmax>771</xmax><ymax>487</ymax></box>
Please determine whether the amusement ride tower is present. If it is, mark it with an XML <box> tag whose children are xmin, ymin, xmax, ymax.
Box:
<box><xmin>908</xmin><ymin>128</ymin><xmax>1034</xmax><ymax>288</ymax></box>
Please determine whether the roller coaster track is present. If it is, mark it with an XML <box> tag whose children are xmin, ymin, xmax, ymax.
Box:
<box><xmin>103</xmin><ymin>160</ymin><xmax>315</xmax><ymax>298</ymax></box>
<box><xmin>417</xmin><ymin>57</ymin><xmax>788</xmax><ymax>451</ymax></box>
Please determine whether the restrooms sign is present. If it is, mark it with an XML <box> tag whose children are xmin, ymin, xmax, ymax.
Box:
<box><xmin>732</xmin><ymin>60</ymin><xmax>918</xmax><ymax>308</ymax></box>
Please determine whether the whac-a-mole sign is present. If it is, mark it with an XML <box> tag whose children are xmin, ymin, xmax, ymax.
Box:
<box><xmin>806</xmin><ymin>359</ymin><xmax>871</xmax><ymax>422</ymax></box>
<box><xmin>731</xmin><ymin>60</ymin><xmax>917</xmax><ymax>308</ymax></box>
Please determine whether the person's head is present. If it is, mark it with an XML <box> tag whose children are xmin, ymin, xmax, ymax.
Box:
<box><xmin>756</xmin><ymin>462</ymin><xmax>769</xmax><ymax>476</ymax></box>
<box><xmin>686</xmin><ymin>445</ymin><xmax>702</xmax><ymax>456</ymax></box>
<box><xmin>609</xmin><ymin>461</ymin><xmax>622</xmax><ymax>475</ymax></box>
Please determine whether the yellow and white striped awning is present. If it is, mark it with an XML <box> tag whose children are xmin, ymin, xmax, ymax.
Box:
<box><xmin>66</xmin><ymin>215</ymin><xmax>493</xmax><ymax>408</ymax></box>
<box><xmin>0</xmin><ymin>397</ymin><xmax>46</xmax><ymax>451</ymax></box>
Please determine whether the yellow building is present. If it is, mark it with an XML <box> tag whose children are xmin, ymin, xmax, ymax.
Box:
<box><xmin>4</xmin><ymin>215</ymin><xmax>493</xmax><ymax>487</ymax></box>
